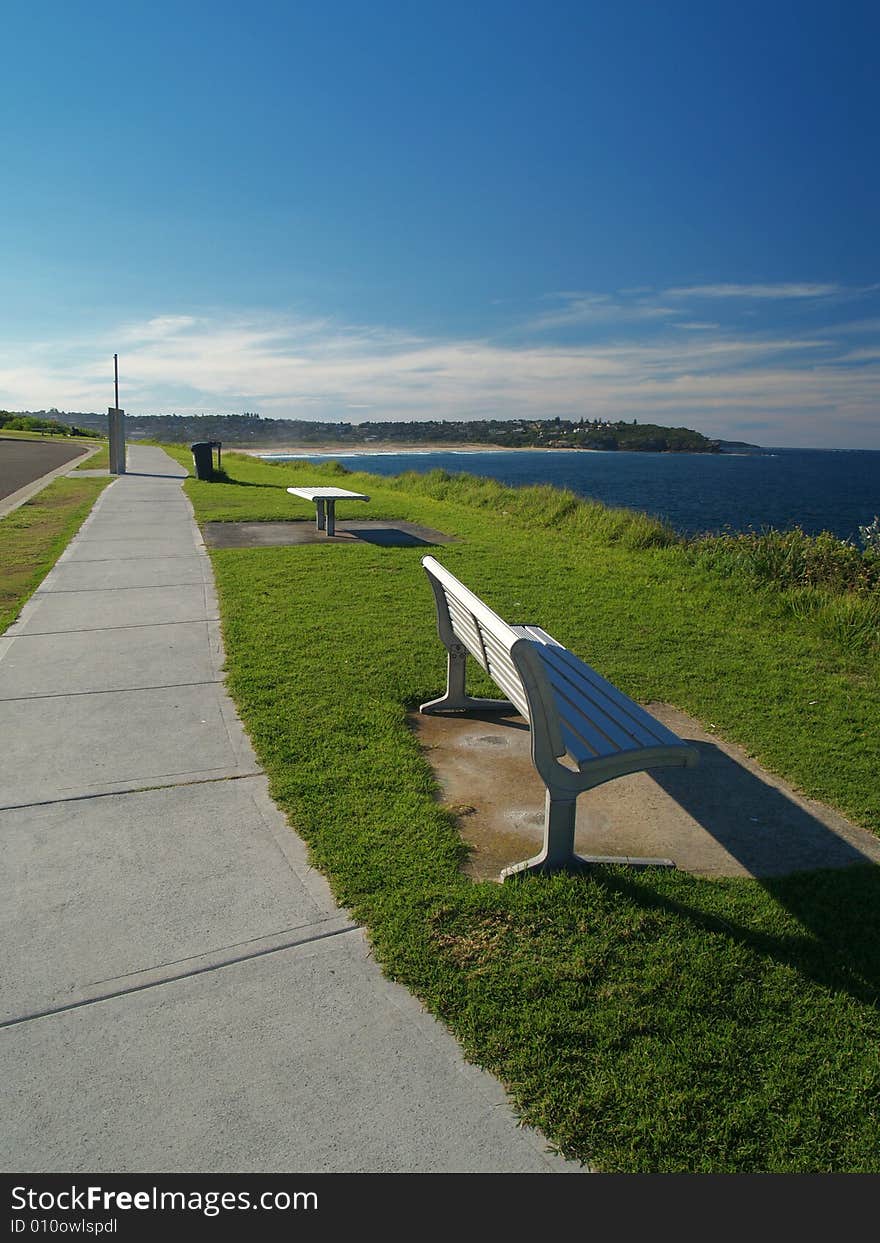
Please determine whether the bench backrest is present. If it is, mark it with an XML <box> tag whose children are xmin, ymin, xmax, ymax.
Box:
<box><xmin>421</xmin><ymin>556</ymin><xmax>531</xmax><ymax>715</ymax></box>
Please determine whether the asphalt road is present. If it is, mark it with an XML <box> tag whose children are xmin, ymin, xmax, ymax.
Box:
<box><xmin>0</xmin><ymin>437</ymin><xmax>88</xmax><ymax>501</ymax></box>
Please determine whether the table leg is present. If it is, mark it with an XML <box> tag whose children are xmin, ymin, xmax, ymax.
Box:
<box><xmin>326</xmin><ymin>500</ymin><xmax>336</xmax><ymax>537</ymax></box>
<box><xmin>315</xmin><ymin>499</ymin><xmax>326</xmax><ymax>531</ymax></box>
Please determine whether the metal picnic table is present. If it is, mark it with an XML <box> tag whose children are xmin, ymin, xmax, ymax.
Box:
<box><xmin>286</xmin><ymin>486</ymin><xmax>370</xmax><ymax>537</ymax></box>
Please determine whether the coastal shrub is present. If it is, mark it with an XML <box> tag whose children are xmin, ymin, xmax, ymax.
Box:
<box><xmin>781</xmin><ymin>587</ymin><xmax>880</xmax><ymax>655</ymax></box>
<box><xmin>393</xmin><ymin>467</ymin><xmax>456</xmax><ymax>501</ymax></box>
<box><xmin>818</xmin><ymin>592</ymin><xmax>880</xmax><ymax>654</ymax></box>
<box><xmin>321</xmin><ymin>459</ymin><xmax>352</xmax><ymax>476</ymax></box>
<box><xmin>262</xmin><ymin>456</ymin><xmax>351</xmax><ymax>476</ymax></box>
<box><xmin>859</xmin><ymin>515</ymin><xmax>880</xmax><ymax>556</ymax></box>
<box><xmin>689</xmin><ymin>526</ymin><xmax>880</xmax><ymax>596</ymax></box>
<box><xmin>567</xmin><ymin>500</ymin><xmax>677</xmax><ymax>550</ymax></box>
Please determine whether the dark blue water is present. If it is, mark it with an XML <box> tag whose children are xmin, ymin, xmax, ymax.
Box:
<box><xmin>261</xmin><ymin>448</ymin><xmax>880</xmax><ymax>542</ymax></box>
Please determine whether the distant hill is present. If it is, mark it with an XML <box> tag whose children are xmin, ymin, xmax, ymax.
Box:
<box><xmin>17</xmin><ymin>410</ymin><xmax>723</xmax><ymax>453</ymax></box>
<box><xmin>712</xmin><ymin>439</ymin><xmax>769</xmax><ymax>453</ymax></box>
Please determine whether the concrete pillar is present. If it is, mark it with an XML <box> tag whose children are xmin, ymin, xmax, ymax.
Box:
<box><xmin>108</xmin><ymin>407</ymin><xmax>126</xmax><ymax>474</ymax></box>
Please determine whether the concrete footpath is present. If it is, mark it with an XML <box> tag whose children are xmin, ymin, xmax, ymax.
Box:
<box><xmin>0</xmin><ymin>445</ymin><xmax>577</xmax><ymax>1174</ymax></box>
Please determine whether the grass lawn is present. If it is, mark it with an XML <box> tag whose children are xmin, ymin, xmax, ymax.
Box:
<box><xmin>0</xmin><ymin>475</ymin><xmax>111</xmax><ymax>634</ymax></box>
<box><xmin>1</xmin><ymin>428</ymin><xmax>74</xmax><ymax>441</ymax></box>
<box><xmin>72</xmin><ymin>442</ymin><xmax>109</xmax><ymax>469</ymax></box>
<box><xmin>0</xmin><ymin>427</ymin><xmax>99</xmax><ymax>447</ymax></box>
<box><xmin>165</xmin><ymin>445</ymin><xmax>880</xmax><ymax>1172</ymax></box>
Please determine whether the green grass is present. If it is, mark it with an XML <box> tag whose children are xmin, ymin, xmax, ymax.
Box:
<box><xmin>1</xmin><ymin>427</ymin><xmax>62</xmax><ymax>441</ymax></box>
<box><xmin>72</xmin><ymin>442</ymin><xmax>109</xmax><ymax>469</ymax></box>
<box><xmin>0</xmin><ymin>426</ymin><xmax>98</xmax><ymax>444</ymax></box>
<box><xmin>0</xmin><ymin>475</ymin><xmax>111</xmax><ymax>634</ymax></box>
<box><xmin>164</xmin><ymin>445</ymin><xmax>880</xmax><ymax>1171</ymax></box>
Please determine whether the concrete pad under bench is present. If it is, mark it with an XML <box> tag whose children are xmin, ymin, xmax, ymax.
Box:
<box><xmin>412</xmin><ymin>704</ymin><xmax>880</xmax><ymax>880</ymax></box>
<box><xmin>203</xmin><ymin>519</ymin><xmax>456</xmax><ymax>548</ymax></box>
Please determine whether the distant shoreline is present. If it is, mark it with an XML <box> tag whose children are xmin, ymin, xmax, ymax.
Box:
<box><xmin>242</xmin><ymin>443</ymin><xmax>602</xmax><ymax>456</ymax></box>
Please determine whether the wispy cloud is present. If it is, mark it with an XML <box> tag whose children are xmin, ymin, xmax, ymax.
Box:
<box><xmin>1</xmin><ymin>286</ymin><xmax>879</xmax><ymax>447</ymax></box>
<box><xmin>664</xmin><ymin>282</ymin><xmax>843</xmax><ymax>300</ymax></box>
<box><xmin>526</xmin><ymin>280</ymin><xmax>873</xmax><ymax>334</ymax></box>
<box><xmin>529</xmin><ymin>291</ymin><xmax>679</xmax><ymax>331</ymax></box>
<box><xmin>835</xmin><ymin>348</ymin><xmax>880</xmax><ymax>363</ymax></box>
<box><xmin>821</xmin><ymin>317</ymin><xmax>880</xmax><ymax>336</ymax></box>
<box><xmin>118</xmin><ymin>315</ymin><xmax>200</xmax><ymax>342</ymax></box>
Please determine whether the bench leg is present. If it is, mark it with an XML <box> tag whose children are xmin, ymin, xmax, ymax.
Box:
<box><xmin>326</xmin><ymin>499</ymin><xmax>336</xmax><ymax>537</ymax></box>
<box><xmin>315</xmin><ymin>499</ymin><xmax>326</xmax><ymax>532</ymax></box>
<box><xmin>501</xmin><ymin>789</ymin><xmax>677</xmax><ymax>880</ymax></box>
<box><xmin>501</xmin><ymin>790</ymin><xmax>581</xmax><ymax>879</ymax></box>
<box><xmin>420</xmin><ymin>643</ymin><xmax>515</xmax><ymax>714</ymax></box>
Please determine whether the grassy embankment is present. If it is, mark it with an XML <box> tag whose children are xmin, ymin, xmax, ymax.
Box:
<box><xmin>72</xmin><ymin>442</ymin><xmax>109</xmax><ymax>469</ymax></box>
<box><xmin>0</xmin><ymin>427</ymin><xmax>77</xmax><ymax>442</ymax></box>
<box><xmin>163</xmin><ymin>444</ymin><xmax>880</xmax><ymax>1172</ymax></box>
<box><xmin>0</xmin><ymin>476</ymin><xmax>111</xmax><ymax>634</ymax></box>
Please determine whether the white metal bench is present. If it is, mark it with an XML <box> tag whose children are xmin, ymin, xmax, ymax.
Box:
<box><xmin>419</xmin><ymin>556</ymin><xmax>698</xmax><ymax>879</ymax></box>
<box><xmin>286</xmin><ymin>486</ymin><xmax>370</xmax><ymax>536</ymax></box>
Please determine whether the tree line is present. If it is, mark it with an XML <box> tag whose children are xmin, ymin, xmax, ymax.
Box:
<box><xmin>19</xmin><ymin>410</ymin><xmax>720</xmax><ymax>453</ymax></box>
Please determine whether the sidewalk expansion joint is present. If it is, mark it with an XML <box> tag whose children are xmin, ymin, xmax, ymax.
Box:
<box><xmin>0</xmin><ymin>771</ymin><xmax>265</xmax><ymax>813</ymax></box>
<box><xmin>6</xmin><ymin>618</ymin><xmax>220</xmax><ymax>637</ymax></box>
<box><xmin>56</xmin><ymin>554</ymin><xmax>204</xmax><ymax>564</ymax></box>
<box><xmin>1</xmin><ymin>920</ymin><xmax>361</xmax><ymax>1030</ymax></box>
<box><xmin>34</xmin><ymin>583</ymin><xmax>210</xmax><ymax>594</ymax></box>
<box><xmin>0</xmin><ymin>678</ymin><xmax>225</xmax><ymax>704</ymax></box>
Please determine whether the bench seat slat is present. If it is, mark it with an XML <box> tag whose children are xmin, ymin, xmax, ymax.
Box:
<box><xmin>540</xmin><ymin>660</ymin><xmax>667</xmax><ymax>756</ymax></box>
<box><xmin>556</xmin><ymin>712</ymin><xmax>691</xmax><ymax>772</ymax></box>
<box><xmin>513</xmin><ymin>626</ymin><xmax>684</xmax><ymax>748</ymax></box>
<box><xmin>484</xmin><ymin>654</ymin><xmax>528</xmax><ymax>709</ymax></box>
<box><xmin>553</xmin><ymin>695</ymin><xmax>632</xmax><ymax>761</ymax></box>
<box><xmin>544</xmin><ymin>658</ymin><xmax>652</xmax><ymax>747</ymax></box>
<box><xmin>538</xmin><ymin>643</ymin><xmax>684</xmax><ymax>749</ymax></box>
<box><xmin>286</xmin><ymin>486</ymin><xmax>369</xmax><ymax>501</ymax></box>
<box><xmin>548</xmin><ymin>641</ymin><xmax>681</xmax><ymax>746</ymax></box>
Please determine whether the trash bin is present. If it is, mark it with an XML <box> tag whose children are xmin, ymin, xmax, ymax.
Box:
<box><xmin>190</xmin><ymin>442</ymin><xmax>215</xmax><ymax>480</ymax></box>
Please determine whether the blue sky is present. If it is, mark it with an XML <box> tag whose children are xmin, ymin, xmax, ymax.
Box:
<box><xmin>2</xmin><ymin>0</ymin><xmax>878</xmax><ymax>447</ymax></box>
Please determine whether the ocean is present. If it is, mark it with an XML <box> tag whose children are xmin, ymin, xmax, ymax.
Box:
<box><xmin>259</xmin><ymin>447</ymin><xmax>880</xmax><ymax>543</ymax></box>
